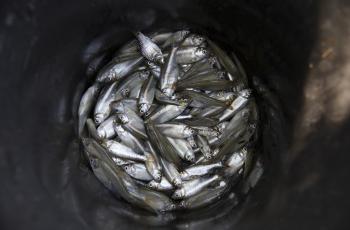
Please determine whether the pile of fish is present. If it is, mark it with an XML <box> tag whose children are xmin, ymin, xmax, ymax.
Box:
<box><xmin>79</xmin><ymin>29</ymin><xmax>259</xmax><ymax>213</ymax></box>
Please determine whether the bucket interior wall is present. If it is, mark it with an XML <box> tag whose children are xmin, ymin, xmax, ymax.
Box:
<box><xmin>1</xmin><ymin>0</ymin><xmax>350</xmax><ymax>229</ymax></box>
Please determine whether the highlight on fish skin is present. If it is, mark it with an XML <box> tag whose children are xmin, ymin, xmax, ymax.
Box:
<box><xmin>79</xmin><ymin>29</ymin><xmax>262</xmax><ymax>213</ymax></box>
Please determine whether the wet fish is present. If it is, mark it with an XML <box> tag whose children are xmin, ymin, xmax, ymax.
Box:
<box><xmin>160</xmin><ymin>157</ymin><xmax>182</xmax><ymax>187</ymax></box>
<box><xmin>179</xmin><ymin>180</ymin><xmax>227</xmax><ymax>209</ymax></box>
<box><xmin>197</xmin><ymin>135</ymin><xmax>212</xmax><ymax>159</ymax></box>
<box><xmin>102</xmin><ymin>140</ymin><xmax>146</xmax><ymax>162</ymax></box>
<box><xmin>138</xmin><ymin>74</ymin><xmax>156</xmax><ymax>115</ymax></box>
<box><xmin>172</xmin><ymin>174</ymin><xmax>220</xmax><ymax>199</ymax></box>
<box><xmin>182</xmin><ymin>117</ymin><xmax>219</xmax><ymax>127</ymax></box>
<box><xmin>180</xmin><ymin>162</ymin><xmax>223</xmax><ymax>180</ymax></box>
<box><xmin>96</xmin><ymin>115</ymin><xmax>118</xmax><ymax>139</ymax></box>
<box><xmin>113</xmin><ymin>124</ymin><xmax>145</xmax><ymax>154</ymax></box>
<box><xmin>135</xmin><ymin>32</ymin><xmax>164</xmax><ymax>64</ymax></box>
<box><xmin>123</xmin><ymin>163</ymin><xmax>153</xmax><ymax>181</ymax></box>
<box><xmin>147</xmin><ymin>101</ymin><xmax>188</xmax><ymax>123</ymax></box>
<box><xmin>181</xmin><ymin>34</ymin><xmax>205</xmax><ymax>47</ymax></box>
<box><xmin>78</xmin><ymin>83</ymin><xmax>100</xmax><ymax>136</ymax></box>
<box><xmin>94</xmin><ymin>81</ymin><xmax>119</xmax><ymax>124</ymax></box>
<box><xmin>110</xmin><ymin>98</ymin><xmax>138</xmax><ymax>114</ymax></box>
<box><xmin>155</xmin><ymin>89</ymin><xmax>181</xmax><ymax>106</ymax></box>
<box><xmin>118</xmin><ymin>107</ymin><xmax>147</xmax><ymax>139</ymax></box>
<box><xmin>155</xmin><ymin>122</ymin><xmax>195</xmax><ymax>139</ymax></box>
<box><xmin>86</xmin><ymin>118</ymin><xmax>101</xmax><ymax>141</ymax></box>
<box><xmin>167</xmin><ymin>137</ymin><xmax>195</xmax><ymax>162</ymax></box>
<box><xmin>177</xmin><ymin>78</ymin><xmax>234</xmax><ymax>91</ymax></box>
<box><xmin>147</xmin><ymin>177</ymin><xmax>174</xmax><ymax>191</ymax></box>
<box><xmin>176</xmin><ymin>90</ymin><xmax>227</xmax><ymax>108</ymax></box>
<box><xmin>224</xmin><ymin>148</ymin><xmax>247</xmax><ymax>176</ymax></box>
<box><xmin>145</xmin><ymin>121</ymin><xmax>182</xmax><ymax>166</ymax></box>
<box><xmin>191</xmin><ymin>126</ymin><xmax>219</xmax><ymax>137</ymax></box>
<box><xmin>160</xmin><ymin>46</ymin><xmax>179</xmax><ymax>97</ymax></box>
<box><xmin>217</xmin><ymin>89</ymin><xmax>251</xmax><ymax>122</ymax></box>
<box><xmin>161</xmin><ymin>30</ymin><xmax>190</xmax><ymax>48</ymax></box>
<box><xmin>176</xmin><ymin>46</ymin><xmax>208</xmax><ymax>64</ymax></box>
<box><xmin>144</xmin><ymin>152</ymin><xmax>162</xmax><ymax>182</ymax></box>
<box><xmin>96</xmin><ymin>56</ymin><xmax>144</xmax><ymax>83</ymax></box>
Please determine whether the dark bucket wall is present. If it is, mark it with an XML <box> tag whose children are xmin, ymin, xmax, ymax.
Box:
<box><xmin>1</xmin><ymin>0</ymin><xmax>350</xmax><ymax>230</ymax></box>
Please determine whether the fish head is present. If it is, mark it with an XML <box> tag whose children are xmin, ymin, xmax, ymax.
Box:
<box><xmin>185</xmin><ymin>153</ymin><xmax>195</xmax><ymax>163</ymax></box>
<box><xmin>194</xmin><ymin>47</ymin><xmax>208</xmax><ymax>58</ymax></box>
<box><xmin>118</xmin><ymin>114</ymin><xmax>129</xmax><ymax>124</ymax></box>
<box><xmin>96</xmin><ymin>128</ymin><xmax>106</xmax><ymax>139</ymax></box>
<box><xmin>139</xmin><ymin>70</ymin><xmax>150</xmax><ymax>80</ymax></box>
<box><xmin>121</xmin><ymin>88</ymin><xmax>130</xmax><ymax>97</ymax></box>
<box><xmin>162</xmin><ymin>88</ymin><xmax>173</xmax><ymax>97</ymax></box>
<box><xmin>217</xmin><ymin>71</ymin><xmax>226</xmax><ymax>79</ymax></box>
<box><xmin>153</xmin><ymin>170</ymin><xmax>162</xmax><ymax>182</ymax></box>
<box><xmin>139</xmin><ymin>103</ymin><xmax>150</xmax><ymax>115</ymax></box>
<box><xmin>239</xmin><ymin>89</ymin><xmax>252</xmax><ymax>98</ymax></box>
<box><xmin>147</xmin><ymin>181</ymin><xmax>158</xmax><ymax>189</ymax></box>
<box><xmin>113</xmin><ymin>158</ymin><xmax>125</xmax><ymax>166</ymax></box>
<box><xmin>184</xmin><ymin>127</ymin><xmax>195</xmax><ymax>137</ymax></box>
<box><xmin>178</xmin><ymin>200</ymin><xmax>187</xmax><ymax>209</ymax></box>
<box><xmin>89</xmin><ymin>157</ymin><xmax>99</xmax><ymax>169</ymax></box>
<box><xmin>172</xmin><ymin>189</ymin><xmax>185</xmax><ymax>199</ymax></box>
<box><xmin>94</xmin><ymin>113</ymin><xmax>106</xmax><ymax>125</ymax></box>
<box><xmin>208</xmin><ymin>56</ymin><xmax>218</xmax><ymax>67</ymax></box>
<box><xmin>155</xmin><ymin>54</ymin><xmax>164</xmax><ymax>64</ymax></box>
<box><xmin>173</xmin><ymin>178</ymin><xmax>182</xmax><ymax>187</ymax></box>
<box><xmin>192</xmin><ymin>35</ymin><xmax>205</xmax><ymax>46</ymax></box>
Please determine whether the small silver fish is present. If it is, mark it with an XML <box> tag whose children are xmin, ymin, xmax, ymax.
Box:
<box><xmin>96</xmin><ymin>56</ymin><xmax>144</xmax><ymax>83</ymax></box>
<box><xmin>135</xmin><ymin>32</ymin><xmax>164</xmax><ymax>64</ymax></box>
<box><xmin>224</xmin><ymin>148</ymin><xmax>247</xmax><ymax>176</ymax></box>
<box><xmin>217</xmin><ymin>89</ymin><xmax>251</xmax><ymax>122</ymax></box>
<box><xmin>167</xmin><ymin>137</ymin><xmax>195</xmax><ymax>162</ymax></box>
<box><xmin>197</xmin><ymin>135</ymin><xmax>212</xmax><ymax>159</ymax></box>
<box><xmin>123</xmin><ymin>163</ymin><xmax>153</xmax><ymax>181</ymax></box>
<box><xmin>118</xmin><ymin>107</ymin><xmax>147</xmax><ymax>139</ymax></box>
<box><xmin>160</xmin><ymin>46</ymin><xmax>179</xmax><ymax>97</ymax></box>
<box><xmin>160</xmin><ymin>158</ymin><xmax>182</xmax><ymax>187</ymax></box>
<box><xmin>180</xmin><ymin>162</ymin><xmax>223</xmax><ymax>180</ymax></box>
<box><xmin>172</xmin><ymin>175</ymin><xmax>220</xmax><ymax>199</ymax></box>
<box><xmin>138</xmin><ymin>74</ymin><xmax>156</xmax><ymax>115</ymax></box>
<box><xmin>102</xmin><ymin>140</ymin><xmax>146</xmax><ymax>162</ymax></box>
<box><xmin>94</xmin><ymin>81</ymin><xmax>119</xmax><ymax>125</ymax></box>
<box><xmin>181</xmin><ymin>34</ymin><xmax>205</xmax><ymax>47</ymax></box>
<box><xmin>179</xmin><ymin>180</ymin><xmax>227</xmax><ymax>209</ymax></box>
<box><xmin>147</xmin><ymin>101</ymin><xmax>188</xmax><ymax>123</ymax></box>
<box><xmin>78</xmin><ymin>83</ymin><xmax>100</xmax><ymax>136</ymax></box>
<box><xmin>96</xmin><ymin>115</ymin><xmax>118</xmax><ymax>139</ymax></box>
<box><xmin>176</xmin><ymin>46</ymin><xmax>208</xmax><ymax>64</ymax></box>
<box><xmin>147</xmin><ymin>177</ymin><xmax>174</xmax><ymax>191</ymax></box>
<box><xmin>144</xmin><ymin>152</ymin><xmax>162</xmax><ymax>182</ymax></box>
<box><xmin>113</xmin><ymin>124</ymin><xmax>145</xmax><ymax>154</ymax></box>
<box><xmin>156</xmin><ymin>122</ymin><xmax>195</xmax><ymax>139</ymax></box>
<box><xmin>161</xmin><ymin>30</ymin><xmax>190</xmax><ymax>48</ymax></box>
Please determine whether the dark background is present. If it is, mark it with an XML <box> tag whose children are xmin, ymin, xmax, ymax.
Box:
<box><xmin>0</xmin><ymin>0</ymin><xmax>350</xmax><ymax>229</ymax></box>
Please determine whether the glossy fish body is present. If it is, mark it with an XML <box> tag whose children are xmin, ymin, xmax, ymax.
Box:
<box><xmin>176</xmin><ymin>46</ymin><xmax>208</xmax><ymax>64</ymax></box>
<box><xmin>177</xmin><ymin>90</ymin><xmax>227</xmax><ymax>108</ymax></box>
<box><xmin>102</xmin><ymin>140</ymin><xmax>146</xmax><ymax>162</ymax></box>
<box><xmin>96</xmin><ymin>115</ymin><xmax>118</xmax><ymax>139</ymax></box>
<box><xmin>138</xmin><ymin>74</ymin><xmax>156</xmax><ymax>115</ymax></box>
<box><xmin>160</xmin><ymin>46</ymin><xmax>179</xmax><ymax>97</ymax></box>
<box><xmin>155</xmin><ymin>90</ymin><xmax>181</xmax><ymax>106</ymax></box>
<box><xmin>155</xmin><ymin>122</ymin><xmax>194</xmax><ymax>139</ymax></box>
<box><xmin>145</xmin><ymin>152</ymin><xmax>162</xmax><ymax>182</ymax></box>
<box><xmin>167</xmin><ymin>137</ymin><xmax>195</xmax><ymax>162</ymax></box>
<box><xmin>136</xmin><ymin>32</ymin><xmax>164</xmax><ymax>64</ymax></box>
<box><xmin>118</xmin><ymin>107</ymin><xmax>147</xmax><ymax>139</ymax></box>
<box><xmin>224</xmin><ymin>148</ymin><xmax>247</xmax><ymax>176</ymax></box>
<box><xmin>147</xmin><ymin>177</ymin><xmax>174</xmax><ymax>191</ymax></box>
<box><xmin>78</xmin><ymin>83</ymin><xmax>100</xmax><ymax>136</ymax></box>
<box><xmin>94</xmin><ymin>81</ymin><xmax>119</xmax><ymax>125</ymax></box>
<box><xmin>217</xmin><ymin>89</ymin><xmax>251</xmax><ymax>122</ymax></box>
<box><xmin>113</xmin><ymin>124</ymin><xmax>145</xmax><ymax>154</ymax></box>
<box><xmin>96</xmin><ymin>56</ymin><xmax>143</xmax><ymax>83</ymax></box>
<box><xmin>160</xmin><ymin>158</ymin><xmax>182</xmax><ymax>187</ymax></box>
<box><xmin>197</xmin><ymin>135</ymin><xmax>212</xmax><ymax>159</ymax></box>
<box><xmin>123</xmin><ymin>163</ymin><xmax>153</xmax><ymax>181</ymax></box>
<box><xmin>172</xmin><ymin>175</ymin><xmax>220</xmax><ymax>199</ymax></box>
<box><xmin>180</xmin><ymin>162</ymin><xmax>222</xmax><ymax>180</ymax></box>
<box><xmin>147</xmin><ymin>102</ymin><xmax>188</xmax><ymax>124</ymax></box>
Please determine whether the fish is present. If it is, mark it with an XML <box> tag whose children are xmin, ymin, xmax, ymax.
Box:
<box><xmin>96</xmin><ymin>56</ymin><xmax>144</xmax><ymax>83</ymax></box>
<box><xmin>123</xmin><ymin>163</ymin><xmax>153</xmax><ymax>181</ymax></box>
<box><xmin>147</xmin><ymin>101</ymin><xmax>188</xmax><ymax>124</ymax></box>
<box><xmin>160</xmin><ymin>158</ymin><xmax>182</xmax><ymax>187</ymax></box>
<box><xmin>112</xmin><ymin>157</ymin><xmax>135</xmax><ymax>166</ymax></box>
<box><xmin>133</xmin><ymin>187</ymin><xmax>176</xmax><ymax>212</ymax></box>
<box><xmin>113</xmin><ymin>124</ymin><xmax>145</xmax><ymax>154</ymax></box>
<box><xmin>181</xmin><ymin>117</ymin><xmax>219</xmax><ymax>127</ymax></box>
<box><xmin>197</xmin><ymin>135</ymin><xmax>212</xmax><ymax>159</ymax></box>
<box><xmin>160</xmin><ymin>46</ymin><xmax>179</xmax><ymax>97</ymax></box>
<box><xmin>154</xmin><ymin>89</ymin><xmax>181</xmax><ymax>106</ymax></box>
<box><xmin>191</xmin><ymin>126</ymin><xmax>219</xmax><ymax>137</ymax></box>
<box><xmin>179</xmin><ymin>180</ymin><xmax>228</xmax><ymax>209</ymax></box>
<box><xmin>147</xmin><ymin>177</ymin><xmax>174</xmax><ymax>191</ymax></box>
<box><xmin>181</xmin><ymin>34</ymin><xmax>205</xmax><ymax>47</ymax></box>
<box><xmin>145</xmin><ymin>141</ymin><xmax>162</xmax><ymax>175</ymax></box>
<box><xmin>86</xmin><ymin>118</ymin><xmax>101</xmax><ymax>141</ymax></box>
<box><xmin>180</xmin><ymin>57</ymin><xmax>215</xmax><ymax>79</ymax></box>
<box><xmin>146</xmin><ymin>61</ymin><xmax>161</xmax><ymax>78</ymax></box>
<box><xmin>135</xmin><ymin>32</ymin><xmax>164</xmax><ymax>64</ymax></box>
<box><xmin>217</xmin><ymin>89</ymin><xmax>251</xmax><ymax>122</ymax></box>
<box><xmin>114</xmin><ymin>70</ymin><xmax>150</xmax><ymax>101</ymax></box>
<box><xmin>118</xmin><ymin>107</ymin><xmax>147</xmax><ymax>139</ymax></box>
<box><xmin>144</xmin><ymin>152</ymin><xmax>162</xmax><ymax>182</ymax></box>
<box><xmin>180</xmin><ymin>162</ymin><xmax>223</xmax><ymax>180</ymax></box>
<box><xmin>145</xmin><ymin>121</ymin><xmax>182</xmax><ymax>166</ymax></box>
<box><xmin>176</xmin><ymin>46</ymin><xmax>208</xmax><ymax>64</ymax></box>
<box><xmin>224</xmin><ymin>148</ymin><xmax>247</xmax><ymax>176</ymax></box>
<box><xmin>176</xmin><ymin>90</ymin><xmax>227</xmax><ymax>108</ymax></box>
<box><xmin>161</xmin><ymin>30</ymin><xmax>190</xmax><ymax>48</ymax></box>
<box><xmin>176</xmin><ymin>78</ymin><xmax>235</xmax><ymax>91</ymax></box>
<box><xmin>110</xmin><ymin>98</ymin><xmax>138</xmax><ymax>114</ymax></box>
<box><xmin>172</xmin><ymin>174</ymin><xmax>221</xmax><ymax>199</ymax></box>
<box><xmin>167</xmin><ymin>137</ymin><xmax>195</xmax><ymax>162</ymax></box>
<box><xmin>78</xmin><ymin>83</ymin><xmax>100</xmax><ymax>136</ymax></box>
<box><xmin>94</xmin><ymin>81</ymin><xmax>119</xmax><ymax>125</ymax></box>
<box><xmin>138</xmin><ymin>74</ymin><xmax>156</xmax><ymax>115</ymax></box>
<box><xmin>102</xmin><ymin>140</ymin><xmax>146</xmax><ymax>162</ymax></box>
<box><xmin>96</xmin><ymin>115</ymin><xmax>118</xmax><ymax>139</ymax></box>
<box><xmin>155</xmin><ymin>122</ymin><xmax>195</xmax><ymax>139</ymax></box>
